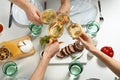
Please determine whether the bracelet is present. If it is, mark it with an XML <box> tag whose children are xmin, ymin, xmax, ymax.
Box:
<box><xmin>41</xmin><ymin>51</ymin><xmax>44</xmax><ymax>56</ymax></box>
<box><xmin>39</xmin><ymin>51</ymin><xmax>44</xmax><ymax>59</ymax></box>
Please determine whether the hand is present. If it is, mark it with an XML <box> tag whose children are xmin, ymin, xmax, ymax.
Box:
<box><xmin>56</xmin><ymin>0</ymin><xmax>70</xmax><ymax>15</ymax></box>
<box><xmin>43</xmin><ymin>42</ymin><xmax>60</xmax><ymax>59</ymax></box>
<box><xmin>24</xmin><ymin>3</ymin><xmax>42</xmax><ymax>24</ymax></box>
<box><xmin>76</xmin><ymin>32</ymin><xmax>96</xmax><ymax>51</ymax></box>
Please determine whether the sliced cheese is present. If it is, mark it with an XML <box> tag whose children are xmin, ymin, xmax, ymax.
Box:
<box><xmin>18</xmin><ymin>40</ymin><xmax>33</xmax><ymax>53</ymax></box>
<box><xmin>1</xmin><ymin>41</ymin><xmax>22</xmax><ymax>57</ymax></box>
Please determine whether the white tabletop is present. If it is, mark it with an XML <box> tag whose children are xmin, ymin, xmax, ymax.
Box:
<box><xmin>0</xmin><ymin>0</ymin><xmax>120</xmax><ymax>80</ymax></box>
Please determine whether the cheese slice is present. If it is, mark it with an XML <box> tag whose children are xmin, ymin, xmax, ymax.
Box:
<box><xmin>1</xmin><ymin>41</ymin><xmax>22</xmax><ymax>57</ymax></box>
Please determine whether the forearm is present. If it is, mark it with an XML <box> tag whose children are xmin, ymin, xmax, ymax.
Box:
<box><xmin>30</xmin><ymin>55</ymin><xmax>51</xmax><ymax>80</ymax></box>
<box><xmin>61</xmin><ymin>0</ymin><xmax>70</xmax><ymax>5</ymax></box>
<box><xmin>91</xmin><ymin>48</ymin><xmax>120</xmax><ymax>77</ymax></box>
<box><xmin>9</xmin><ymin>0</ymin><xmax>30</xmax><ymax>11</ymax></box>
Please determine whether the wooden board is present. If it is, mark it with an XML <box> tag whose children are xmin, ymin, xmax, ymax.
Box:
<box><xmin>0</xmin><ymin>36</ymin><xmax>35</xmax><ymax>64</ymax></box>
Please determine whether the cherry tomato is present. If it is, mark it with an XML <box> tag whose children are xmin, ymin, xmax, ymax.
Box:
<box><xmin>100</xmin><ymin>46</ymin><xmax>114</xmax><ymax>57</ymax></box>
<box><xmin>108</xmin><ymin>52</ymin><xmax>114</xmax><ymax>57</ymax></box>
<box><xmin>107</xmin><ymin>47</ymin><xmax>113</xmax><ymax>52</ymax></box>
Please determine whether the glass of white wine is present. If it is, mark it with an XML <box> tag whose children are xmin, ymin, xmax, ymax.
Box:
<box><xmin>48</xmin><ymin>21</ymin><xmax>64</xmax><ymax>38</ymax></box>
<box><xmin>57</xmin><ymin>13</ymin><xmax>70</xmax><ymax>25</ymax></box>
<box><xmin>41</xmin><ymin>9</ymin><xmax>56</xmax><ymax>24</ymax></box>
<box><xmin>67</xmin><ymin>22</ymin><xmax>83</xmax><ymax>38</ymax></box>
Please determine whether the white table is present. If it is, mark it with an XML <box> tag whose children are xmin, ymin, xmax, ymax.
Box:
<box><xmin>0</xmin><ymin>0</ymin><xmax>120</xmax><ymax>80</ymax></box>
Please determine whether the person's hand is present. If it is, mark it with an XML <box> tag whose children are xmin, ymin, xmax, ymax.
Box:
<box><xmin>76</xmin><ymin>32</ymin><xmax>96</xmax><ymax>51</ymax></box>
<box><xmin>43</xmin><ymin>42</ymin><xmax>60</xmax><ymax>59</ymax></box>
<box><xmin>24</xmin><ymin>3</ymin><xmax>42</xmax><ymax>24</ymax></box>
<box><xmin>56</xmin><ymin>0</ymin><xmax>70</xmax><ymax>15</ymax></box>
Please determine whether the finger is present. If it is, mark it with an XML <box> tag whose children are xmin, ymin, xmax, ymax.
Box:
<box><xmin>34</xmin><ymin>16</ymin><xmax>42</xmax><ymax>24</ymax></box>
<box><xmin>54</xmin><ymin>42</ymin><xmax>60</xmax><ymax>48</ymax></box>
<box><xmin>58</xmin><ymin>41</ymin><xmax>64</xmax><ymax>44</ymax></box>
<box><xmin>57</xmin><ymin>10</ymin><xmax>68</xmax><ymax>15</ymax></box>
<box><xmin>34</xmin><ymin>18</ymin><xmax>42</xmax><ymax>24</ymax></box>
<box><xmin>32</xmin><ymin>12</ymin><xmax>42</xmax><ymax>24</ymax></box>
<box><xmin>56</xmin><ymin>10</ymin><xmax>61</xmax><ymax>15</ymax></box>
<box><xmin>81</xmin><ymin>32</ymin><xmax>90</xmax><ymax>38</ymax></box>
<box><xmin>30</xmin><ymin>16</ymin><xmax>41</xmax><ymax>24</ymax></box>
<box><xmin>36</xmin><ymin>9</ymin><xmax>41</xmax><ymax>17</ymax></box>
<box><xmin>36</xmin><ymin>10</ymin><xmax>43</xmax><ymax>23</ymax></box>
<box><xmin>54</xmin><ymin>41</ymin><xmax>60</xmax><ymax>45</ymax></box>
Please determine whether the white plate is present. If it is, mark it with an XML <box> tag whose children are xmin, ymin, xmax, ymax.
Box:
<box><xmin>12</xmin><ymin>0</ymin><xmax>43</xmax><ymax>25</ymax></box>
<box><xmin>39</xmin><ymin>25</ymin><xmax>87</xmax><ymax>64</ymax></box>
<box><xmin>70</xmin><ymin>0</ymin><xmax>98</xmax><ymax>25</ymax></box>
<box><xmin>12</xmin><ymin>4</ymin><xmax>30</xmax><ymax>25</ymax></box>
<box><xmin>49</xmin><ymin>28</ymin><xmax>87</xmax><ymax>64</ymax></box>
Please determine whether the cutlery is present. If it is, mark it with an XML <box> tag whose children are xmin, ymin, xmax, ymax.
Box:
<box><xmin>86</xmin><ymin>78</ymin><xmax>100</xmax><ymax>80</ymax></box>
<box><xmin>44</xmin><ymin>1</ymin><xmax>47</xmax><ymax>10</ymax></box>
<box><xmin>8</xmin><ymin>3</ymin><xmax>13</xmax><ymax>28</ymax></box>
<box><xmin>98</xmin><ymin>0</ymin><xmax>104</xmax><ymax>22</ymax></box>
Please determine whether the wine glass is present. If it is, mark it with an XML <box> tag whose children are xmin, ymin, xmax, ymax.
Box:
<box><xmin>41</xmin><ymin>9</ymin><xmax>56</xmax><ymax>24</ymax></box>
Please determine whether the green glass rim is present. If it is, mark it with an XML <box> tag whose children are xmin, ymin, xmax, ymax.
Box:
<box><xmin>69</xmin><ymin>61</ymin><xmax>83</xmax><ymax>75</ymax></box>
<box><xmin>29</xmin><ymin>23</ymin><xmax>43</xmax><ymax>31</ymax></box>
<box><xmin>86</xmin><ymin>21</ymin><xmax>100</xmax><ymax>33</ymax></box>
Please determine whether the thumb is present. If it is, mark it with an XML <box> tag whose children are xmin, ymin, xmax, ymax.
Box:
<box><xmin>78</xmin><ymin>36</ymin><xmax>86</xmax><ymax>45</ymax></box>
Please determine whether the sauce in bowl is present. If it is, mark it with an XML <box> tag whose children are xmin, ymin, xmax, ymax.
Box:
<box><xmin>0</xmin><ymin>24</ymin><xmax>3</xmax><ymax>33</ymax></box>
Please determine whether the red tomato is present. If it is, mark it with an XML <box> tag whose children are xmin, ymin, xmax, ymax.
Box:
<box><xmin>101</xmin><ymin>48</ymin><xmax>106</xmax><ymax>52</ymax></box>
<box><xmin>108</xmin><ymin>52</ymin><xmax>114</xmax><ymax>57</ymax></box>
<box><xmin>100</xmin><ymin>46</ymin><xmax>114</xmax><ymax>57</ymax></box>
<box><xmin>107</xmin><ymin>47</ymin><xmax>113</xmax><ymax>52</ymax></box>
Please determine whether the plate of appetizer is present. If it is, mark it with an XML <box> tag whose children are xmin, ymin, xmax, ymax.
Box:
<box><xmin>0</xmin><ymin>36</ymin><xmax>35</xmax><ymax>64</ymax></box>
<box><xmin>39</xmin><ymin>23</ymin><xmax>87</xmax><ymax>64</ymax></box>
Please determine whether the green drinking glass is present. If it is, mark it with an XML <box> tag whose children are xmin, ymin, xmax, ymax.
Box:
<box><xmin>68</xmin><ymin>61</ymin><xmax>83</xmax><ymax>79</ymax></box>
<box><xmin>86</xmin><ymin>21</ymin><xmax>100</xmax><ymax>38</ymax></box>
<box><xmin>29</xmin><ymin>23</ymin><xmax>43</xmax><ymax>36</ymax></box>
<box><xmin>2</xmin><ymin>61</ymin><xmax>18</xmax><ymax>77</ymax></box>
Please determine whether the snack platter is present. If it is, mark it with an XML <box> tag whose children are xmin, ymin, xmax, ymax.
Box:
<box><xmin>50</xmin><ymin>29</ymin><xmax>87</xmax><ymax>64</ymax></box>
<box><xmin>0</xmin><ymin>36</ymin><xmax>35</xmax><ymax>64</ymax></box>
<box><xmin>40</xmin><ymin>25</ymin><xmax>87</xmax><ymax>64</ymax></box>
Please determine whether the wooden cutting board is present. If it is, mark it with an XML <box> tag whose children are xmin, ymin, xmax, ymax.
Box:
<box><xmin>0</xmin><ymin>36</ymin><xmax>35</xmax><ymax>64</ymax></box>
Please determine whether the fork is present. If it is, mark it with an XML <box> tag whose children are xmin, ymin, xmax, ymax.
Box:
<box><xmin>98</xmin><ymin>0</ymin><xmax>104</xmax><ymax>22</ymax></box>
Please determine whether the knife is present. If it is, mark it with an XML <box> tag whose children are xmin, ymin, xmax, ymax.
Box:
<box><xmin>44</xmin><ymin>1</ymin><xmax>47</xmax><ymax>10</ymax></box>
<box><xmin>8</xmin><ymin>3</ymin><xmax>13</xmax><ymax>28</ymax></box>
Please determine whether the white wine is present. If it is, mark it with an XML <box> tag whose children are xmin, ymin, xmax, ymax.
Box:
<box><xmin>41</xmin><ymin>9</ymin><xmax>56</xmax><ymax>24</ymax></box>
<box><xmin>57</xmin><ymin>13</ymin><xmax>70</xmax><ymax>25</ymax></box>
<box><xmin>48</xmin><ymin>21</ymin><xmax>64</xmax><ymax>38</ymax></box>
<box><xmin>67</xmin><ymin>23</ymin><xmax>82</xmax><ymax>38</ymax></box>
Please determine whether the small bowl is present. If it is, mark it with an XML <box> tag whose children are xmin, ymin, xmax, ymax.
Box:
<box><xmin>0</xmin><ymin>47</ymin><xmax>10</xmax><ymax>62</ymax></box>
<box><xmin>0</xmin><ymin>23</ymin><xmax>3</xmax><ymax>33</ymax></box>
